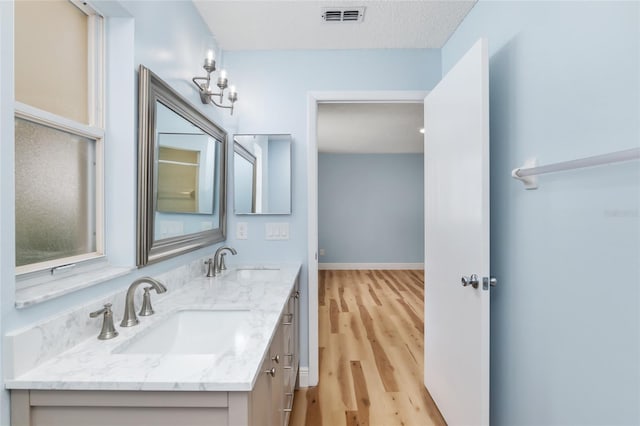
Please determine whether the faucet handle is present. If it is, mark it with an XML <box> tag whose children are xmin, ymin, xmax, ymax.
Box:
<box><xmin>205</xmin><ymin>258</ymin><xmax>215</xmax><ymax>277</ymax></box>
<box><xmin>219</xmin><ymin>253</ymin><xmax>228</xmax><ymax>271</ymax></box>
<box><xmin>138</xmin><ymin>287</ymin><xmax>155</xmax><ymax>317</ymax></box>
<box><xmin>89</xmin><ymin>303</ymin><xmax>119</xmax><ymax>340</ymax></box>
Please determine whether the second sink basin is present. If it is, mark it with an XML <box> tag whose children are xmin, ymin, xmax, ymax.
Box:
<box><xmin>232</xmin><ymin>267</ymin><xmax>281</xmax><ymax>282</ymax></box>
<box><xmin>113</xmin><ymin>309</ymin><xmax>253</xmax><ymax>355</ymax></box>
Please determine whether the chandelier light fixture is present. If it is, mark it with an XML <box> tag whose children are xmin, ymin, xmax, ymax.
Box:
<box><xmin>192</xmin><ymin>46</ymin><xmax>238</xmax><ymax>115</ymax></box>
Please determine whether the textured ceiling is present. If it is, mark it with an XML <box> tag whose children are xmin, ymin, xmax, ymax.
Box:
<box><xmin>318</xmin><ymin>103</ymin><xmax>424</xmax><ymax>154</ymax></box>
<box><xmin>193</xmin><ymin>1</ymin><xmax>476</xmax><ymax>50</ymax></box>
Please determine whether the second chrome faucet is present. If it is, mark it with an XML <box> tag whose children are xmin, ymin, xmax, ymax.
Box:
<box><xmin>205</xmin><ymin>246</ymin><xmax>237</xmax><ymax>277</ymax></box>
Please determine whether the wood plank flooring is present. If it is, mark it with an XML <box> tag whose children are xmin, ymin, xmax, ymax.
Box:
<box><xmin>290</xmin><ymin>270</ymin><xmax>446</xmax><ymax>426</ymax></box>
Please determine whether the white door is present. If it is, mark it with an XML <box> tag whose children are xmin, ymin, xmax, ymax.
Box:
<box><xmin>424</xmin><ymin>38</ymin><xmax>490</xmax><ymax>426</ymax></box>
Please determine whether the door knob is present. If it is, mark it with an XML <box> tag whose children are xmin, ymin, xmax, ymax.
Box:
<box><xmin>461</xmin><ymin>274</ymin><xmax>479</xmax><ymax>289</ymax></box>
<box><xmin>482</xmin><ymin>276</ymin><xmax>498</xmax><ymax>290</ymax></box>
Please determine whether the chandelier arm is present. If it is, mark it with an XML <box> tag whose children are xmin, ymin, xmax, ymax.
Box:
<box><xmin>209</xmin><ymin>99</ymin><xmax>232</xmax><ymax>109</ymax></box>
<box><xmin>210</xmin><ymin>99</ymin><xmax>235</xmax><ymax>115</ymax></box>
<box><xmin>192</xmin><ymin>76</ymin><xmax>210</xmax><ymax>89</ymax></box>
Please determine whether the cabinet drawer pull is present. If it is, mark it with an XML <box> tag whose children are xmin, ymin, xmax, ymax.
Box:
<box><xmin>265</xmin><ymin>367</ymin><xmax>276</xmax><ymax>377</ymax></box>
<box><xmin>272</xmin><ymin>354</ymin><xmax>280</xmax><ymax>364</ymax></box>
<box><xmin>282</xmin><ymin>313</ymin><xmax>293</xmax><ymax>325</ymax></box>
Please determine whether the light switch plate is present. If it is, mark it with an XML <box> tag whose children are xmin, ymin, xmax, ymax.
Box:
<box><xmin>266</xmin><ymin>223</ymin><xmax>289</xmax><ymax>240</ymax></box>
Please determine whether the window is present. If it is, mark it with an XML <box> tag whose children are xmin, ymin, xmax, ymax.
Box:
<box><xmin>15</xmin><ymin>0</ymin><xmax>104</xmax><ymax>276</ymax></box>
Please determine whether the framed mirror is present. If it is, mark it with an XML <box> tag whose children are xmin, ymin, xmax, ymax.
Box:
<box><xmin>137</xmin><ymin>65</ymin><xmax>227</xmax><ymax>266</ymax></box>
<box><xmin>233</xmin><ymin>134</ymin><xmax>291</xmax><ymax>215</ymax></box>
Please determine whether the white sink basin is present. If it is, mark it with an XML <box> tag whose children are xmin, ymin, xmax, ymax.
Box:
<box><xmin>232</xmin><ymin>268</ymin><xmax>281</xmax><ymax>282</ymax></box>
<box><xmin>113</xmin><ymin>309</ymin><xmax>253</xmax><ymax>355</ymax></box>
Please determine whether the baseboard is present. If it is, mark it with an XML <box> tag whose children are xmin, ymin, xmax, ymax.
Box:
<box><xmin>298</xmin><ymin>367</ymin><xmax>309</xmax><ymax>388</ymax></box>
<box><xmin>318</xmin><ymin>263</ymin><xmax>424</xmax><ymax>270</ymax></box>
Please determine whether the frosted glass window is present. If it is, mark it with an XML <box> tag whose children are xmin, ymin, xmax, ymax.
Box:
<box><xmin>15</xmin><ymin>0</ymin><xmax>89</xmax><ymax>124</ymax></box>
<box><xmin>15</xmin><ymin>118</ymin><xmax>96</xmax><ymax>267</ymax></box>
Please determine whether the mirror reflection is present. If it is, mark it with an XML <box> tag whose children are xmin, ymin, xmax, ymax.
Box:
<box><xmin>155</xmin><ymin>102</ymin><xmax>218</xmax><ymax>216</ymax></box>
<box><xmin>233</xmin><ymin>134</ymin><xmax>291</xmax><ymax>215</ymax></box>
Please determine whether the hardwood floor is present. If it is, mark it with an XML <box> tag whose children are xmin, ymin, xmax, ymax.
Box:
<box><xmin>289</xmin><ymin>270</ymin><xmax>446</xmax><ymax>426</ymax></box>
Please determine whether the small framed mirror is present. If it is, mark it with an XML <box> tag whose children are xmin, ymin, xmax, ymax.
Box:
<box><xmin>137</xmin><ymin>65</ymin><xmax>227</xmax><ymax>266</ymax></box>
<box><xmin>233</xmin><ymin>134</ymin><xmax>291</xmax><ymax>215</ymax></box>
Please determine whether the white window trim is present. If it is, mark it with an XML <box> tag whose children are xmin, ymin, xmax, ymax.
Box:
<box><xmin>14</xmin><ymin>1</ymin><xmax>106</xmax><ymax>282</ymax></box>
<box><xmin>12</xmin><ymin>2</ymin><xmax>137</xmax><ymax>308</ymax></box>
<box><xmin>14</xmin><ymin>102</ymin><xmax>105</xmax><ymax>279</ymax></box>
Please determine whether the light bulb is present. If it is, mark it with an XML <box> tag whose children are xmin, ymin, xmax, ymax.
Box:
<box><xmin>206</xmin><ymin>49</ymin><xmax>215</xmax><ymax>62</ymax></box>
<box><xmin>220</xmin><ymin>70</ymin><xmax>227</xmax><ymax>80</ymax></box>
<box><xmin>228</xmin><ymin>85</ymin><xmax>238</xmax><ymax>103</ymax></box>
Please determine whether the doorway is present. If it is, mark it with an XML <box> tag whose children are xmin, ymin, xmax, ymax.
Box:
<box><xmin>305</xmin><ymin>90</ymin><xmax>427</xmax><ymax>387</ymax></box>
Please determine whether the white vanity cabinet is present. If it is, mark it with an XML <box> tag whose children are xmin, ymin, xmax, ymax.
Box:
<box><xmin>9</xmin><ymin>272</ymin><xmax>302</xmax><ymax>426</ymax></box>
<box><xmin>250</xmin><ymin>282</ymin><xmax>300</xmax><ymax>426</ymax></box>
<box><xmin>11</xmin><ymin>321</ymin><xmax>290</xmax><ymax>426</ymax></box>
<box><xmin>250</xmin><ymin>312</ymin><xmax>284</xmax><ymax>426</ymax></box>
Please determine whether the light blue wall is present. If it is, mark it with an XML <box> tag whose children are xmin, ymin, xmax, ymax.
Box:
<box><xmin>0</xmin><ymin>3</ymin><xmax>229</xmax><ymax>423</ymax></box>
<box><xmin>0</xmin><ymin>1</ymin><xmax>15</xmax><ymax>422</ymax></box>
<box><xmin>442</xmin><ymin>1</ymin><xmax>640</xmax><ymax>424</ymax></box>
<box><xmin>318</xmin><ymin>153</ymin><xmax>424</xmax><ymax>264</ymax></box>
<box><xmin>222</xmin><ymin>49</ymin><xmax>441</xmax><ymax>367</ymax></box>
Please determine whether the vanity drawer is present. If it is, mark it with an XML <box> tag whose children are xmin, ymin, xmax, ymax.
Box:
<box><xmin>12</xmin><ymin>390</ymin><xmax>229</xmax><ymax>426</ymax></box>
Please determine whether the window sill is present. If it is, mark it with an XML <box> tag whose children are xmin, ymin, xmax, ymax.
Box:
<box><xmin>15</xmin><ymin>264</ymin><xmax>135</xmax><ymax>309</ymax></box>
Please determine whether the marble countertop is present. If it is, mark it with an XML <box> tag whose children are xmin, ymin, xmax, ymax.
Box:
<box><xmin>5</xmin><ymin>263</ymin><xmax>301</xmax><ymax>392</ymax></box>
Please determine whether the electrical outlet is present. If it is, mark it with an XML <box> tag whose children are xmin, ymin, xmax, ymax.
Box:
<box><xmin>319</xmin><ymin>248</ymin><xmax>325</xmax><ymax>256</ymax></box>
<box><xmin>236</xmin><ymin>222</ymin><xmax>248</xmax><ymax>240</ymax></box>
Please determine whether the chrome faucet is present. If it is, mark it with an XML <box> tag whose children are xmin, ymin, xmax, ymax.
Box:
<box><xmin>206</xmin><ymin>246</ymin><xmax>237</xmax><ymax>277</ymax></box>
<box><xmin>120</xmin><ymin>277</ymin><xmax>167</xmax><ymax>327</ymax></box>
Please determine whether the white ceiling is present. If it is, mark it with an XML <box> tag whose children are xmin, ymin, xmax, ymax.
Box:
<box><xmin>193</xmin><ymin>1</ymin><xmax>476</xmax><ymax>50</ymax></box>
<box><xmin>317</xmin><ymin>103</ymin><xmax>424</xmax><ymax>154</ymax></box>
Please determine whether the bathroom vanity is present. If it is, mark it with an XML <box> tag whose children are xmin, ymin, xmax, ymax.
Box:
<box><xmin>6</xmin><ymin>264</ymin><xmax>301</xmax><ymax>426</ymax></box>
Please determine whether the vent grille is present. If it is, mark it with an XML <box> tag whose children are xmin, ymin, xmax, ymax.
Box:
<box><xmin>322</xmin><ymin>7</ymin><xmax>365</xmax><ymax>23</ymax></box>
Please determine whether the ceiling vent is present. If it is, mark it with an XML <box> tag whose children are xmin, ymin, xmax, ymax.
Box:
<box><xmin>321</xmin><ymin>7</ymin><xmax>365</xmax><ymax>23</ymax></box>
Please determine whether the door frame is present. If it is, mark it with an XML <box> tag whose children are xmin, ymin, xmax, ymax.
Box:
<box><xmin>306</xmin><ymin>90</ymin><xmax>428</xmax><ymax>386</ymax></box>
